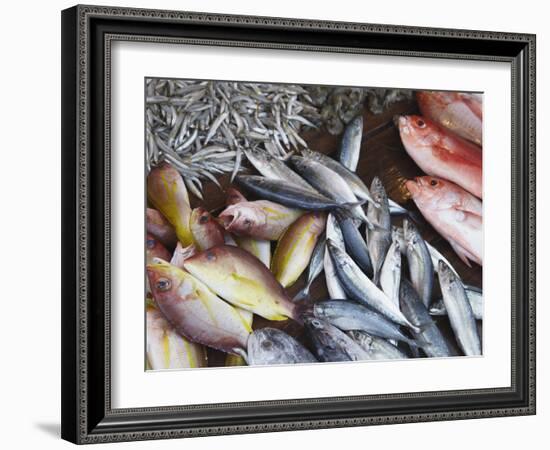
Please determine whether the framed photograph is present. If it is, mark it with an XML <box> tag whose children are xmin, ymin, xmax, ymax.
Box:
<box><xmin>61</xmin><ymin>5</ymin><xmax>536</xmax><ymax>444</ymax></box>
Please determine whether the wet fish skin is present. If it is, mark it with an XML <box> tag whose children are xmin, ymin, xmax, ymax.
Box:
<box><xmin>293</xmin><ymin>234</ymin><xmax>326</xmax><ymax>301</ymax></box>
<box><xmin>417</xmin><ymin>91</ymin><xmax>482</xmax><ymax>146</ymax></box>
<box><xmin>311</xmin><ymin>300</ymin><xmax>418</xmax><ymax>346</ymax></box>
<box><xmin>146</xmin><ymin>303</ymin><xmax>207</xmax><ymax>369</ymax></box>
<box><xmin>289</xmin><ymin>156</ymin><xmax>370</xmax><ymax>224</ymax></box>
<box><xmin>327</xmin><ymin>240</ymin><xmax>419</xmax><ymax>331</ymax></box>
<box><xmin>146</xmin><ymin>208</ymin><xmax>178</xmax><ymax>250</ymax></box>
<box><xmin>219</xmin><ymin>199</ymin><xmax>303</xmax><ymax>241</ymax></box>
<box><xmin>404</xmin><ymin>219</ymin><xmax>434</xmax><ymax>308</ymax></box>
<box><xmin>406</xmin><ymin>176</ymin><xmax>482</xmax><ymax>266</ymax></box>
<box><xmin>338</xmin><ymin>115</ymin><xmax>363</xmax><ymax>172</ymax></box>
<box><xmin>347</xmin><ymin>330</ymin><xmax>408</xmax><ymax>360</ymax></box>
<box><xmin>303</xmin><ymin>316</ymin><xmax>369</xmax><ymax>362</ymax></box>
<box><xmin>147</xmin><ymin>259</ymin><xmax>250</xmax><ymax>355</ymax></box>
<box><xmin>169</xmin><ymin>242</ymin><xmax>198</xmax><ymax>269</ymax></box>
<box><xmin>300</xmin><ymin>149</ymin><xmax>377</xmax><ymax>206</ymax></box>
<box><xmin>380</xmin><ymin>234</ymin><xmax>401</xmax><ymax>308</ymax></box>
<box><xmin>397</xmin><ymin>115</ymin><xmax>482</xmax><ymax>198</ymax></box>
<box><xmin>247</xmin><ymin>328</ymin><xmax>317</xmax><ymax>365</ymax></box>
<box><xmin>323</xmin><ymin>215</ymin><xmax>348</xmax><ymax>299</ymax></box>
<box><xmin>272</xmin><ymin>212</ymin><xmax>326</xmax><ymax>287</ymax></box>
<box><xmin>438</xmin><ymin>260</ymin><xmax>481</xmax><ymax>356</ymax></box>
<box><xmin>183</xmin><ymin>245</ymin><xmax>297</xmax><ymax>321</ymax></box>
<box><xmin>146</xmin><ymin>233</ymin><xmax>172</xmax><ymax>264</ymax></box>
<box><xmin>366</xmin><ymin>177</ymin><xmax>392</xmax><ymax>284</ymax></box>
<box><xmin>399</xmin><ymin>279</ymin><xmax>452</xmax><ymax>358</ymax></box>
<box><xmin>243</xmin><ymin>147</ymin><xmax>315</xmax><ymax>192</ymax></box>
<box><xmin>236</xmin><ymin>175</ymin><xmax>355</xmax><ymax>212</ymax></box>
<box><xmin>430</xmin><ymin>285</ymin><xmax>483</xmax><ymax>320</ymax></box>
<box><xmin>147</xmin><ymin>162</ymin><xmax>194</xmax><ymax>246</ymax></box>
<box><xmin>335</xmin><ymin>211</ymin><xmax>373</xmax><ymax>276</ymax></box>
<box><xmin>189</xmin><ymin>207</ymin><xmax>226</xmax><ymax>251</ymax></box>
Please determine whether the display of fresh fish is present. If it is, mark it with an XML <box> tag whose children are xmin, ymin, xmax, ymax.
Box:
<box><xmin>303</xmin><ymin>316</ymin><xmax>369</xmax><ymax>362</ymax></box>
<box><xmin>147</xmin><ymin>259</ymin><xmax>251</xmax><ymax>355</ymax></box>
<box><xmin>406</xmin><ymin>176</ymin><xmax>483</xmax><ymax>266</ymax></box>
<box><xmin>300</xmin><ymin>149</ymin><xmax>377</xmax><ymax>206</ymax></box>
<box><xmin>243</xmin><ymin>147</ymin><xmax>315</xmax><ymax>192</ymax></box>
<box><xmin>225</xmin><ymin>187</ymin><xmax>271</xmax><ymax>266</ymax></box>
<box><xmin>236</xmin><ymin>175</ymin><xmax>358</xmax><ymax>211</ymax></box>
<box><xmin>335</xmin><ymin>210</ymin><xmax>373</xmax><ymax>277</ymax></box>
<box><xmin>147</xmin><ymin>162</ymin><xmax>194</xmax><ymax>246</ymax></box>
<box><xmin>189</xmin><ymin>207</ymin><xmax>225</xmax><ymax>251</ymax></box>
<box><xmin>247</xmin><ymin>328</ymin><xmax>317</xmax><ymax>365</ymax></box>
<box><xmin>438</xmin><ymin>261</ymin><xmax>481</xmax><ymax>356</ymax></box>
<box><xmin>397</xmin><ymin>115</ymin><xmax>482</xmax><ymax>198</ymax></box>
<box><xmin>170</xmin><ymin>242</ymin><xmax>198</xmax><ymax>269</ymax></box>
<box><xmin>327</xmin><ymin>240</ymin><xmax>419</xmax><ymax>331</ymax></box>
<box><xmin>338</xmin><ymin>115</ymin><xmax>363</xmax><ymax>172</ymax></box>
<box><xmin>430</xmin><ymin>285</ymin><xmax>483</xmax><ymax>320</ymax></box>
<box><xmin>417</xmin><ymin>91</ymin><xmax>482</xmax><ymax>146</ymax></box>
<box><xmin>399</xmin><ymin>279</ymin><xmax>452</xmax><ymax>358</ymax></box>
<box><xmin>219</xmin><ymin>199</ymin><xmax>303</xmax><ymax>241</ymax></box>
<box><xmin>146</xmin><ymin>208</ymin><xmax>177</xmax><ymax>250</ymax></box>
<box><xmin>293</xmin><ymin>234</ymin><xmax>326</xmax><ymax>301</ymax></box>
<box><xmin>404</xmin><ymin>219</ymin><xmax>434</xmax><ymax>308</ymax></box>
<box><xmin>347</xmin><ymin>330</ymin><xmax>408</xmax><ymax>360</ymax></box>
<box><xmin>146</xmin><ymin>302</ymin><xmax>207</xmax><ymax>369</ymax></box>
<box><xmin>310</xmin><ymin>300</ymin><xmax>418</xmax><ymax>346</ymax></box>
<box><xmin>271</xmin><ymin>212</ymin><xmax>326</xmax><ymax>288</ymax></box>
<box><xmin>289</xmin><ymin>156</ymin><xmax>370</xmax><ymax>224</ymax></box>
<box><xmin>183</xmin><ymin>245</ymin><xmax>298</xmax><ymax>321</ymax></box>
<box><xmin>366</xmin><ymin>177</ymin><xmax>392</xmax><ymax>284</ymax></box>
<box><xmin>379</xmin><ymin>234</ymin><xmax>401</xmax><ymax>308</ymax></box>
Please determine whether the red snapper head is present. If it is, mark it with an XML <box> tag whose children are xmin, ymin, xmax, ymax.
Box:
<box><xmin>396</xmin><ymin>115</ymin><xmax>441</xmax><ymax>148</ymax></box>
<box><xmin>218</xmin><ymin>203</ymin><xmax>266</xmax><ymax>236</ymax></box>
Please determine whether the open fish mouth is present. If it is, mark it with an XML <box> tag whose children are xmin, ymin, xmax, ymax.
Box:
<box><xmin>218</xmin><ymin>212</ymin><xmax>239</xmax><ymax>230</ymax></box>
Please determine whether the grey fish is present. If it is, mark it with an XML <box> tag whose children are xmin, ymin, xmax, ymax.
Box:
<box><xmin>324</xmin><ymin>215</ymin><xmax>348</xmax><ymax>299</ymax></box>
<box><xmin>293</xmin><ymin>234</ymin><xmax>326</xmax><ymax>301</ymax></box>
<box><xmin>438</xmin><ymin>261</ymin><xmax>481</xmax><ymax>356</ymax></box>
<box><xmin>289</xmin><ymin>156</ymin><xmax>371</xmax><ymax>226</ymax></box>
<box><xmin>380</xmin><ymin>235</ymin><xmax>401</xmax><ymax>308</ymax></box>
<box><xmin>429</xmin><ymin>285</ymin><xmax>483</xmax><ymax>320</ymax></box>
<box><xmin>399</xmin><ymin>279</ymin><xmax>452</xmax><ymax>358</ymax></box>
<box><xmin>366</xmin><ymin>177</ymin><xmax>392</xmax><ymax>284</ymax></box>
<box><xmin>303</xmin><ymin>316</ymin><xmax>369</xmax><ymax>362</ymax></box>
<box><xmin>247</xmin><ymin>328</ymin><xmax>317</xmax><ymax>365</ymax></box>
<box><xmin>404</xmin><ymin>219</ymin><xmax>434</xmax><ymax>308</ymax></box>
<box><xmin>327</xmin><ymin>240</ymin><xmax>419</xmax><ymax>331</ymax></box>
<box><xmin>243</xmin><ymin>147</ymin><xmax>315</xmax><ymax>192</ymax></box>
<box><xmin>311</xmin><ymin>300</ymin><xmax>418</xmax><ymax>346</ymax></box>
<box><xmin>335</xmin><ymin>210</ymin><xmax>373</xmax><ymax>277</ymax></box>
<box><xmin>301</xmin><ymin>149</ymin><xmax>377</xmax><ymax>207</ymax></box>
<box><xmin>347</xmin><ymin>330</ymin><xmax>408</xmax><ymax>360</ymax></box>
<box><xmin>338</xmin><ymin>115</ymin><xmax>363</xmax><ymax>172</ymax></box>
<box><xmin>235</xmin><ymin>175</ymin><xmax>358</xmax><ymax>211</ymax></box>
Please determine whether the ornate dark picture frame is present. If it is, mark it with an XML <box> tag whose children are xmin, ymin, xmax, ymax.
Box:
<box><xmin>61</xmin><ymin>4</ymin><xmax>536</xmax><ymax>444</ymax></box>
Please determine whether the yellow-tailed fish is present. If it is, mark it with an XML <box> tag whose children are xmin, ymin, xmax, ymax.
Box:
<box><xmin>225</xmin><ymin>187</ymin><xmax>271</xmax><ymax>267</ymax></box>
<box><xmin>183</xmin><ymin>245</ymin><xmax>297</xmax><ymax>321</ymax></box>
<box><xmin>190</xmin><ymin>207</ymin><xmax>225</xmax><ymax>251</ymax></box>
<box><xmin>147</xmin><ymin>163</ymin><xmax>193</xmax><ymax>246</ymax></box>
<box><xmin>146</xmin><ymin>233</ymin><xmax>171</xmax><ymax>294</ymax></box>
<box><xmin>146</xmin><ymin>207</ymin><xmax>177</xmax><ymax>250</ymax></box>
<box><xmin>219</xmin><ymin>200</ymin><xmax>303</xmax><ymax>241</ymax></box>
<box><xmin>224</xmin><ymin>307</ymin><xmax>253</xmax><ymax>366</ymax></box>
<box><xmin>146</xmin><ymin>302</ymin><xmax>207</xmax><ymax>369</ymax></box>
<box><xmin>271</xmin><ymin>212</ymin><xmax>326</xmax><ymax>288</ymax></box>
<box><xmin>147</xmin><ymin>259</ymin><xmax>251</xmax><ymax>355</ymax></box>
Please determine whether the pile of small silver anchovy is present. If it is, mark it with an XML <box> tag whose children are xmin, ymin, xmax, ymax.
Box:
<box><xmin>145</xmin><ymin>78</ymin><xmax>321</xmax><ymax>196</ymax></box>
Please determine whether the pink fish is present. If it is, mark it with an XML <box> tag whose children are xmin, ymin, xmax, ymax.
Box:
<box><xmin>219</xmin><ymin>200</ymin><xmax>303</xmax><ymax>241</ymax></box>
<box><xmin>189</xmin><ymin>207</ymin><xmax>225</xmax><ymax>251</ymax></box>
<box><xmin>170</xmin><ymin>242</ymin><xmax>198</xmax><ymax>269</ymax></box>
<box><xmin>397</xmin><ymin>115</ymin><xmax>483</xmax><ymax>198</ymax></box>
<box><xmin>417</xmin><ymin>91</ymin><xmax>482</xmax><ymax>146</ymax></box>
<box><xmin>146</xmin><ymin>208</ymin><xmax>178</xmax><ymax>250</ymax></box>
<box><xmin>406</xmin><ymin>176</ymin><xmax>482</xmax><ymax>266</ymax></box>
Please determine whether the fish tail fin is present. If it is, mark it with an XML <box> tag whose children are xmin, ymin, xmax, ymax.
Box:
<box><xmin>292</xmin><ymin>285</ymin><xmax>311</xmax><ymax>302</ymax></box>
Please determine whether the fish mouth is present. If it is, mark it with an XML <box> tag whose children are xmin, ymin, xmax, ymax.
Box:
<box><xmin>404</xmin><ymin>179</ymin><xmax>420</xmax><ymax>197</ymax></box>
<box><xmin>218</xmin><ymin>212</ymin><xmax>237</xmax><ymax>230</ymax></box>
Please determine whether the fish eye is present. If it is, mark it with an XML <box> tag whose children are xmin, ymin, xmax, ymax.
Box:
<box><xmin>146</xmin><ymin>238</ymin><xmax>155</xmax><ymax>249</ymax></box>
<box><xmin>261</xmin><ymin>340</ymin><xmax>273</xmax><ymax>350</ymax></box>
<box><xmin>416</xmin><ymin>118</ymin><xmax>426</xmax><ymax>128</ymax></box>
<box><xmin>311</xmin><ymin>319</ymin><xmax>322</xmax><ymax>328</ymax></box>
<box><xmin>206</xmin><ymin>251</ymin><xmax>216</xmax><ymax>261</ymax></box>
<box><xmin>156</xmin><ymin>278</ymin><xmax>171</xmax><ymax>292</ymax></box>
<box><xmin>199</xmin><ymin>214</ymin><xmax>209</xmax><ymax>224</ymax></box>
<box><xmin>430</xmin><ymin>179</ymin><xmax>438</xmax><ymax>186</ymax></box>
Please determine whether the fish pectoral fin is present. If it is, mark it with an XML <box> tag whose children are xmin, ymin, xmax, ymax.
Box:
<box><xmin>448</xmin><ymin>239</ymin><xmax>474</xmax><ymax>268</ymax></box>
